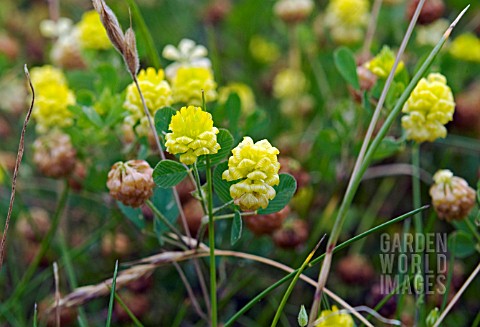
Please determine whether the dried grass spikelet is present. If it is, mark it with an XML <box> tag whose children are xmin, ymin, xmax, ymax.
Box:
<box><xmin>91</xmin><ymin>0</ymin><xmax>139</xmax><ymax>76</ymax></box>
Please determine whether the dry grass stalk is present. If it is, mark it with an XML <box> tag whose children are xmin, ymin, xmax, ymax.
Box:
<box><xmin>0</xmin><ymin>65</ymin><xmax>35</xmax><ymax>269</ymax></box>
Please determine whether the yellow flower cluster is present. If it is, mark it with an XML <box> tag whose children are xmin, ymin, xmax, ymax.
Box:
<box><xmin>316</xmin><ymin>305</ymin><xmax>354</xmax><ymax>327</ymax></box>
<box><xmin>124</xmin><ymin>68</ymin><xmax>173</xmax><ymax>118</ymax></box>
<box><xmin>401</xmin><ymin>73</ymin><xmax>455</xmax><ymax>143</ymax></box>
<box><xmin>30</xmin><ymin>65</ymin><xmax>75</xmax><ymax>133</ymax></box>
<box><xmin>273</xmin><ymin>68</ymin><xmax>308</xmax><ymax>99</ymax></box>
<box><xmin>249</xmin><ymin>35</ymin><xmax>280</xmax><ymax>64</ymax></box>
<box><xmin>165</xmin><ymin>106</ymin><xmax>220</xmax><ymax>165</ymax></box>
<box><xmin>218</xmin><ymin>82</ymin><xmax>256</xmax><ymax>114</ymax></box>
<box><xmin>222</xmin><ymin>137</ymin><xmax>280</xmax><ymax>211</ymax></box>
<box><xmin>324</xmin><ymin>0</ymin><xmax>369</xmax><ymax>44</ymax></box>
<box><xmin>449</xmin><ymin>33</ymin><xmax>480</xmax><ymax>63</ymax></box>
<box><xmin>365</xmin><ymin>46</ymin><xmax>405</xmax><ymax>78</ymax></box>
<box><xmin>76</xmin><ymin>10</ymin><xmax>111</xmax><ymax>50</ymax></box>
<box><xmin>171</xmin><ymin>67</ymin><xmax>217</xmax><ymax>105</ymax></box>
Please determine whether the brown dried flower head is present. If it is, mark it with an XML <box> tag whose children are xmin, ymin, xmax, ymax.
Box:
<box><xmin>33</xmin><ymin>131</ymin><xmax>77</xmax><ymax>178</ymax></box>
<box><xmin>429</xmin><ymin>169</ymin><xmax>476</xmax><ymax>221</ymax></box>
<box><xmin>106</xmin><ymin>160</ymin><xmax>155</xmax><ymax>208</ymax></box>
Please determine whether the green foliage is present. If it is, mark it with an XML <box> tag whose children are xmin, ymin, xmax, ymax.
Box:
<box><xmin>153</xmin><ymin>159</ymin><xmax>188</xmax><ymax>188</ymax></box>
<box><xmin>230</xmin><ymin>210</ymin><xmax>242</xmax><ymax>245</ymax></box>
<box><xmin>197</xmin><ymin>129</ymin><xmax>234</xmax><ymax>168</ymax></box>
<box><xmin>154</xmin><ymin>106</ymin><xmax>177</xmax><ymax>135</ymax></box>
<box><xmin>448</xmin><ymin>231</ymin><xmax>476</xmax><ymax>258</ymax></box>
<box><xmin>258</xmin><ymin>174</ymin><xmax>297</xmax><ymax>215</ymax></box>
<box><xmin>334</xmin><ymin>47</ymin><xmax>360</xmax><ymax>90</ymax></box>
<box><xmin>213</xmin><ymin>161</ymin><xmax>235</xmax><ymax>205</ymax></box>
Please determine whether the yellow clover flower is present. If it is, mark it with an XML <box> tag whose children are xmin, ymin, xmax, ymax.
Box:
<box><xmin>76</xmin><ymin>10</ymin><xmax>111</xmax><ymax>50</ymax></box>
<box><xmin>325</xmin><ymin>0</ymin><xmax>369</xmax><ymax>44</ymax></box>
<box><xmin>365</xmin><ymin>46</ymin><xmax>405</xmax><ymax>78</ymax></box>
<box><xmin>124</xmin><ymin>68</ymin><xmax>173</xmax><ymax>119</ymax></box>
<box><xmin>249</xmin><ymin>35</ymin><xmax>280</xmax><ymax>64</ymax></box>
<box><xmin>218</xmin><ymin>82</ymin><xmax>256</xmax><ymax>114</ymax></box>
<box><xmin>273</xmin><ymin>68</ymin><xmax>308</xmax><ymax>99</ymax></box>
<box><xmin>30</xmin><ymin>65</ymin><xmax>67</xmax><ymax>90</ymax></box>
<box><xmin>401</xmin><ymin>73</ymin><xmax>455</xmax><ymax>143</ymax></box>
<box><xmin>165</xmin><ymin>106</ymin><xmax>220</xmax><ymax>165</ymax></box>
<box><xmin>222</xmin><ymin>137</ymin><xmax>280</xmax><ymax>211</ymax></box>
<box><xmin>449</xmin><ymin>33</ymin><xmax>480</xmax><ymax>63</ymax></box>
<box><xmin>30</xmin><ymin>65</ymin><xmax>75</xmax><ymax>133</ymax></box>
<box><xmin>315</xmin><ymin>305</ymin><xmax>354</xmax><ymax>327</ymax></box>
<box><xmin>171</xmin><ymin>67</ymin><xmax>217</xmax><ymax>105</ymax></box>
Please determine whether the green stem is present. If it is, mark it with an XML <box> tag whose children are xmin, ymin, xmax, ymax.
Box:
<box><xmin>206</xmin><ymin>156</ymin><xmax>217</xmax><ymax>326</ymax></box>
<box><xmin>146</xmin><ymin>200</ymin><xmax>187</xmax><ymax>247</ymax></box>
<box><xmin>114</xmin><ymin>293</ymin><xmax>145</xmax><ymax>327</ymax></box>
<box><xmin>224</xmin><ymin>206</ymin><xmax>428</xmax><ymax>326</ymax></box>
<box><xmin>193</xmin><ymin>162</ymin><xmax>208</xmax><ymax>214</ymax></box>
<box><xmin>124</xmin><ymin>0</ymin><xmax>161</xmax><ymax>68</ymax></box>
<box><xmin>441</xmin><ymin>234</ymin><xmax>456</xmax><ymax>311</ymax></box>
<box><xmin>212</xmin><ymin>200</ymin><xmax>234</xmax><ymax>214</ymax></box>
<box><xmin>311</xmin><ymin>17</ymin><xmax>456</xmax><ymax>318</ymax></box>
<box><xmin>411</xmin><ymin>143</ymin><xmax>425</xmax><ymax>323</ymax></box>
<box><xmin>271</xmin><ymin>239</ymin><xmax>323</xmax><ymax>327</ymax></box>
<box><xmin>9</xmin><ymin>182</ymin><xmax>70</xmax><ymax>304</ymax></box>
<box><xmin>58</xmin><ymin>234</ymin><xmax>89</xmax><ymax>325</ymax></box>
<box><xmin>465</xmin><ymin>218</ymin><xmax>480</xmax><ymax>244</ymax></box>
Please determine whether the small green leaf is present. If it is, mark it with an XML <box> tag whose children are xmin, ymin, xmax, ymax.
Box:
<box><xmin>334</xmin><ymin>47</ymin><xmax>360</xmax><ymax>90</ymax></box>
<box><xmin>155</xmin><ymin>107</ymin><xmax>176</xmax><ymax>135</ymax></box>
<box><xmin>153</xmin><ymin>160</ymin><xmax>188</xmax><ymax>188</ymax></box>
<box><xmin>476</xmin><ymin>180</ymin><xmax>480</xmax><ymax>205</ymax></box>
<box><xmin>213</xmin><ymin>161</ymin><xmax>235</xmax><ymax>204</ymax></box>
<box><xmin>372</xmin><ymin>137</ymin><xmax>405</xmax><ymax>161</ymax></box>
<box><xmin>117</xmin><ymin>202</ymin><xmax>145</xmax><ymax>229</ymax></box>
<box><xmin>226</xmin><ymin>93</ymin><xmax>241</xmax><ymax>135</ymax></box>
<box><xmin>231</xmin><ymin>210</ymin><xmax>242</xmax><ymax>245</ymax></box>
<box><xmin>448</xmin><ymin>231</ymin><xmax>476</xmax><ymax>258</ymax></box>
<box><xmin>197</xmin><ymin>129</ymin><xmax>234</xmax><ymax>168</ymax></box>
<box><xmin>258</xmin><ymin>174</ymin><xmax>297</xmax><ymax>215</ymax></box>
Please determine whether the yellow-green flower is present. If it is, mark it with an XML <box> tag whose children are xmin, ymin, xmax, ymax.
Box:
<box><xmin>30</xmin><ymin>65</ymin><xmax>67</xmax><ymax>90</ymax></box>
<box><xmin>165</xmin><ymin>106</ymin><xmax>220</xmax><ymax>165</ymax></box>
<box><xmin>449</xmin><ymin>33</ymin><xmax>480</xmax><ymax>63</ymax></box>
<box><xmin>222</xmin><ymin>137</ymin><xmax>280</xmax><ymax>211</ymax></box>
<box><xmin>315</xmin><ymin>305</ymin><xmax>354</xmax><ymax>327</ymax></box>
<box><xmin>401</xmin><ymin>73</ymin><xmax>455</xmax><ymax>143</ymax></box>
<box><xmin>273</xmin><ymin>68</ymin><xmax>308</xmax><ymax>99</ymax></box>
<box><xmin>171</xmin><ymin>67</ymin><xmax>217</xmax><ymax>105</ymax></box>
<box><xmin>365</xmin><ymin>46</ymin><xmax>405</xmax><ymax>78</ymax></box>
<box><xmin>325</xmin><ymin>0</ymin><xmax>369</xmax><ymax>44</ymax></box>
<box><xmin>124</xmin><ymin>68</ymin><xmax>173</xmax><ymax>119</ymax></box>
<box><xmin>218</xmin><ymin>82</ymin><xmax>256</xmax><ymax>114</ymax></box>
<box><xmin>76</xmin><ymin>10</ymin><xmax>111</xmax><ymax>50</ymax></box>
<box><xmin>30</xmin><ymin>66</ymin><xmax>75</xmax><ymax>133</ymax></box>
<box><xmin>249</xmin><ymin>35</ymin><xmax>280</xmax><ymax>64</ymax></box>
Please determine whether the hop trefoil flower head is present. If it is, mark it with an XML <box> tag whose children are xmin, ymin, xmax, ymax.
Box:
<box><xmin>162</xmin><ymin>38</ymin><xmax>212</xmax><ymax>80</ymax></box>
<box><xmin>364</xmin><ymin>46</ymin><xmax>405</xmax><ymax>78</ymax></box>
<box><xmin>429</xmin><ymin>169</ymin><xmax>476</xmax><ymax>222</ymax></box>
<box><xmin>107</xmin><ymin>160</ymin><xmax>155</xmax><ymax>208</ymax></box>
<box><xmin>222</xmin><ymin>137</ymin><xmax>280</xmax><ymax>211</ymax></box>
<box><xmin>123</xmin><ymin>67</ymin><xmax>173</xmax><ymax>118</ymax></box>
<box><xmin>165</xmin><ymin>106</ymin><xmax>220</xmax><ymax>165</ymax></box>
<box><xmin>401</xmin><ymin>73</ymin><xmax>455</xmax><ymax>143</ymax></box>
<box><xmin>315</xmin><ymin>305</ymin><xmax>354</xmax><ymax>327</ymax></box>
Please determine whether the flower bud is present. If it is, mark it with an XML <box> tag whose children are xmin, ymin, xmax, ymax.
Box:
<box><xmin>429</xmin><ymin>169</ymin><xmax>476</xmax><ymax>221</ymax></box>
<box><xmin>406</xmin><ymin>0</ymin><xmax>445</xmax><ymax>25</ymax></box>
<box><xmin>274</xmin><ymin>0</ymin><xmax>314</xmax><ymax>24</ymax></box>
<box><xmin>426</xmin><ymin>307</ymin><xmax>439</xmax><ymax>327</ymax></box>
<box><xmin>336</xmin><ymin>254</ymin><xmax>375</xmax><ymax>285</ymax></box>
<box><xmin>272</xmin><ymin>219</ymin><xmax>308</xmax><ymax>249</ymax></box>
<box><xmin>33</xmin><ymin>131</ymin><xmax>77</xmax><ymax>178</ymax></box>
<box><xmin>244</xmin><ymin>206</ymin><xmax>290</xmax><ymax>235</ymax></box>
<box><xmin>107</xmin><ymin>160</ymin><xmax>155</xmax><ymax>208</ymax></box>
